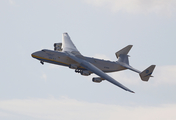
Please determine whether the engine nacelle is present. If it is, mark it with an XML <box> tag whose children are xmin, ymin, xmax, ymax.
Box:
<box><xmin>54</xmin><ymin>43</ymin><xmax>62</xmax><ymax>51</ymax></box>
<box><xmin>81</xmin><ymin>70</ymin><xmax>91</xmax><ymax>76</ymax></box>
<box><xmin>69</xmin><ymin>64</ymin><xmax>78</xmax><ymax>69</ymax></box>
<box><xmin>92</xmin><ymin>77</ymin><xmax>104</xmax><ymax>83</ymax></box>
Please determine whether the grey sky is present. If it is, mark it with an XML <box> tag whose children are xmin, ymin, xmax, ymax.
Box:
<box><xmin>0</xmin><ymin>0</ymin><xmax>176</xmax><ymax>119</ymax></box>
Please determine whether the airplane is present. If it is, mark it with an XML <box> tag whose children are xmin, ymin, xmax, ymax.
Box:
<box><xmin>31</xmin><ymin>33</ymin><xmax>156</xmax><ymax>93</ymax></box>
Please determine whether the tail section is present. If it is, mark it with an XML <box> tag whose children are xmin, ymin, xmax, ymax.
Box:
<box><xmin>116</xmin><ymin>45</ymin><xmax>132</xmax><ymax>65</ymax></box>
<box><xmin>115</xmin><ymin>45</ymin><xmax>133</xmax><ymax>59</ymax></box>
<box><xmin>116</xmin><ymin>45</ymin><xmax>156</xmax><ymax>82</ymax></box>
<box><xmin>140</xmin><ymin>65</ymin><xmax>156</xmax><ymax>81</ymax></box>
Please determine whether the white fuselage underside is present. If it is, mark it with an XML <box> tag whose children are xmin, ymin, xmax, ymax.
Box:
<box><xmin>31</xmin><ymin>49</ymin><xmax>126</xmax><ymax>73</ymax></box>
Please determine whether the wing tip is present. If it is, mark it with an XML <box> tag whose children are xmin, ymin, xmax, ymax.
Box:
<box><xmin>129</xmin><ymin>90</ymin><xmax>135</xmax><ymax>93</ymax></box>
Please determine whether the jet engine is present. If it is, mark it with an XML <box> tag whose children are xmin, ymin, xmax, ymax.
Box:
<box><xmin>54</xmin><ymin>43</ymin><xmax>62</xmax><ymax>51</ymax></box>
<box><xmin>92</xmin><ymin>77</ymin><xmax>104</xmax><ymax>83</ymax></box>
<box><xmin>69</xmin><ymin>64</ymin><xmax>78</xmax><ymax>69</ymax></box>
<box><xmin>81</xmin><ymin>70</ymin><xmax>91</xmax><ymax>76</ymax></box>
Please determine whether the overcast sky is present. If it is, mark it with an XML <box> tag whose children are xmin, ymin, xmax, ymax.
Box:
<box><xmin>0</xmin><ymin>0</ymin><xmax>176</xmax><ymax>120</ymax></box>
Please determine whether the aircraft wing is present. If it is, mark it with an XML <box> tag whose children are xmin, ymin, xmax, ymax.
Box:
<box><xmin>62</xmin><ymin>33</ymin><xmax>82</xmax><ymax>55</ymax></box>
<box><xmin>65</xmin><ymin>51</ymin><xmax>135</xmax><ymax>93</ymax></box>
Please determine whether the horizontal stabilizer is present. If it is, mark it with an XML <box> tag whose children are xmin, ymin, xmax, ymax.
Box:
<box><xmin>140</xmin><ymin>65</ymin><xmax>156</xmax><ymax>81</ymax></box>
<box><xmin>115</xmin><ymin>45</ymin><xmax>133</xmax><ymax>59</ymax></box>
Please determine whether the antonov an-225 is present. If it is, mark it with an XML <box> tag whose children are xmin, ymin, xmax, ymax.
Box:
<box><xmin>31</xmin><ymin>33</ymin><xmax>155</xmax><ymax>93</ymax></box>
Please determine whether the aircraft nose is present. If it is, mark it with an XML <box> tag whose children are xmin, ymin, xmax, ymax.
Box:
<box><xmin>31</xmin><ymin>52</ymin><xmax>35</xmax><ymax>58</ymax></box>
<box><xmin>31</xmin><ymin>52</ymin><xmax>38</xmax><ymax>58</ymax></box>
<box><xmin>31</xmin><ymin>50</ymin><xmax>44</xmax><ymax>58</ymax></box>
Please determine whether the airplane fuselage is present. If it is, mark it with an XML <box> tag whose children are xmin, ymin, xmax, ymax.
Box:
<box><xmin>31</xmin><ymin>33</ymin><xmax>155</xmax><ymax>93</ymax></box>
<box><xmin>31</xmin><ymin>49</ymin><xmax>126</xmax><ymax>73</ymax></box>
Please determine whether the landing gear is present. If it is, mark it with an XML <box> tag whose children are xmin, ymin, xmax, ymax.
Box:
<box><xmin>75</xmin><ymin>69</ymin><xmax>82</xmax><ymax>73</ymax></box>
<box><xmin>75</xmin><ymin>69</ymin><xmax>91</xmax><ymax>76</ymax></box>
<box><xmin>40</xmin><ymin>61</ymin><xmax>44</xmax><ymax>65</ymax></box>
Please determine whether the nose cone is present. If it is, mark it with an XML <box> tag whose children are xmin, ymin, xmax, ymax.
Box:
<box><xmin>31</xmin><ymin>51</ymin><xmax>40</xmax><ymax>58</ymax></box>
<box><xmin>31</xmin><ymin>52</ymin><xmax>36</xmax><ymax>58</ymax></box>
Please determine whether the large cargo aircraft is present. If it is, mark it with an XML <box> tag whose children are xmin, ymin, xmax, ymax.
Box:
<box><xmin>32</xmin><ymin>33</ymin><xmax>155</xmax><ymax>93</ymax></box>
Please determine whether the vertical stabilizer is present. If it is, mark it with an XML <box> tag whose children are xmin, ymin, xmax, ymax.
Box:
<box><xmin>140</xmin><ymin>65</ymin><xmax>156</xmax><ymax>81</ymax></box>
